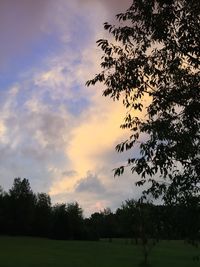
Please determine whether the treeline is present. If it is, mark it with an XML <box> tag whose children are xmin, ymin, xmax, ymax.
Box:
<box><xmin>0</xmin><ymin>178</ymin><xmax>199</xmax><ymax>241</ymax></box>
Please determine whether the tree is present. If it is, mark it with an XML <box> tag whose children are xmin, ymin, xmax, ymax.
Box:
<box><xmin>0</xmin><ymin>186</ymin><xmax>6</xmax><ymax>234</ymax></box>
<box><xmin>100</xmin><ymin>208</ymin><xmax>116</xmax><ymax>242</ymax></box>
<box><xmin>116</xmin><ymin>199</ymin><xmax>140</xmax><ymax>243</ymax></box>
<box><xmin>87</xmin><ymin>212</ymin><xmax>105</xmax><ymax>240</ymax></box>
<box><xmin>66</xmin><ymin>202</ymin><xmax>84</xmax><ymax>240</ymax></box>
<box><xmin>51</xmin><ymin>203</ymin><xmax>68</xmax><ymax>239</ymax></box>
<box><xmin>34</xmin><ymin>193</ymin><xmax>51</xmax><ymax>237</ymax></box>
<box><xmin>8</xmin><ymin>178</ymin><xmax>36</xmax><ymax>235</ymax></box>
<box><xmin>87</xmin><ymin>0</ymin><xmax>200</xmax><ymax>204</ymax></box>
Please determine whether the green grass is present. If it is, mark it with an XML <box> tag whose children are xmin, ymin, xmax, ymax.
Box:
<box><xmin>0</xmin><ymin>236</ymin><xmax>199</xmax><ymax>267</ymax></box>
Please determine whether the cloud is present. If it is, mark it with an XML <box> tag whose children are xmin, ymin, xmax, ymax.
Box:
<box><xmin>67</xmin><ymin>97</ymin><xmax>126</xmax><ymax>174</ymax></box>
<box><xmin>79</xmin><ymin>0</ymin><xmax>132</xmax><ymax>14</ymax></box>
<box><xmin>0</xmin><ymin>0</ymin><xmax>51</xmax><ymax>67</ymax></box>
<box><xmin>75</xmin><ymin>172</ymin><xmax>106</xmax><ymax>194</ymax></box>
<box><xmin>50</xmin><ymin>167</ymin><xmax>140</xmax><ymax>216</ymax></box>
<box><xmin>62</xmin><ymin>170</ymin><xmax>77</xmax><ymax>177</ymax></box>
<box><xmin>0</xmin><ymin>0</ymin><xmax>147</xmax><ymax>216</ymax></box>
<box><xmin>0</xmin><ymin>0</ymin><xmax>132</xmax><ymax>69</ymax></box>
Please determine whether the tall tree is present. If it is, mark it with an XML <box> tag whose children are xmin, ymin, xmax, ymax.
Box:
<box><xmin>66</xmin><ymin>202</ymin><xmax>84</xmax><ymax>240</ymax></box>
<box><xmin>9</xmin><ymin>178</ymin><xmax>36</xmax><ymax>235</ymax></box>
<box><xmin>51</xmin><ymin>203</ymin><xmax>68</xmax><ymax>240</ymax></box>
<box><xmin>34</xmin><ymin>193</ymin><xmax>51</xmax><ymax>237</ymax></box>
<box><xmin>116</xmin><ymin>199</ymin><xmax>141</xmax><ymax>243</ymax></box>
<box><xmin>87</xmin><ymin>0</ymin><xmax>200</xmax><ymax>203</ymax></box>
<box><xmin>0</xmin><ymin>186</ymin><xmax>6</xmax><ymax>234</ymax></box>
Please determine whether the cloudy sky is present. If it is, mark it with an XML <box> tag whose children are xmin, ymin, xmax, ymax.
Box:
<box><xmin>0</xmin><ymin>0</ymin><xmax>144</xmax><ymax>216</ymax></box>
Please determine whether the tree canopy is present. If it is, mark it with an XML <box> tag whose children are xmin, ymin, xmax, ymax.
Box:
<box><xmin>86</xmin><ymin>0</ymin><xmax>200</xmax><ymax>204</ymax></box>
<box><xmin>0</xmin><ymin>178</ymin><xmax>199</xmax><ymax>245</ymax></box>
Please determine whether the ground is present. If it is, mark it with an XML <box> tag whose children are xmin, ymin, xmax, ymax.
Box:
<box><xmin>0</xmin><ymin>236</ymin><xmax>199</xmax><ymax>267</ymax></box>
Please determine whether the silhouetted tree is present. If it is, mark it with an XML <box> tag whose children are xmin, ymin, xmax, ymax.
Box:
<box><xmin>101</xmin><ymin>208</ymin><xmax>116</xmax><ymax>242</ymax></box>
<box><xmin>51</xmin><ymin>203</ymin><xmax>68</xmax><ymax>239</ymax></box>
<box><xmin>137</xmin><ymin>201</ymin><xmax>158</xmax><ymax>267</ymax></box>
<box><xmin>0</xmin><ymin>186</ymin><xmax>6</xmax><ymax>234</ymax></box>
<box><xmin>8</xmin><ymin>178</ymin><xmax>36</xmax><ymax>235</ymax></box>
<box><xmin>87</xmin><ymin>212</ymin><xmax>104</xmax><ymax>240</ymax></box>
<box><xmin>0</xmin><ymin>178</ymin><xmax>198</xmax><ymax>244</ymax></box>
<box><xmin>66</xmin><ymin>202</ymin><xmax>84</xmax><ymax>240</ymax></box>
<box><xmin>116</xmin><ymin>200</ymin><xmax>140</xmax><ymax>244</ymax></box>
<box><xmin>34</xmin><ymin>193</ymin><xmax>51</xmax><ymax>237</ymax></box>
<box><xmin>87</xmin><ymin>0</ymin><xmax>200</xmax><ymax>207</ymax></box>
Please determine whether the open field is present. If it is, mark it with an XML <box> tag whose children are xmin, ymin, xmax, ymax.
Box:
<box><xmin>0</xmin><ymin>236</ymin><xmax>199</xmax><ymax>267</ymax></box>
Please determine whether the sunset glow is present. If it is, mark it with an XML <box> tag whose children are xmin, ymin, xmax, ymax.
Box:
<box><xmin>0</xmin><ymin>0</ymin><xmax>141</xmax><ymax>216</ymax></box>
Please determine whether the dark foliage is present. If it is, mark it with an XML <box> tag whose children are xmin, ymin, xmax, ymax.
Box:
<box><xmin>0</xmin><ymin>178</ymin><xmax>199</xmax><ymax>243</ymax></box>
<box><xmin>86</xmin><ymin>0</ymin><xmax>200</xmax><ymax>205</ymax></box>
<box><xmin>0</xmin><ymin>178</ymin><xmax>84</xmax><ymax>240</ymax></box>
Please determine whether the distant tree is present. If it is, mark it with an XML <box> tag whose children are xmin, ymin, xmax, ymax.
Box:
<box><xmin>51</xmin><ymin>203</ymin><xmax>68</xmax><ymax>239</ymax></box>
<box><xmin>0</xmin><ymin>186</ymin><xmax>4</xmax><ymax>196</ymax></box>
<box><xmin>88</xmin><ymin>212</ymin><xmax>105</xmax><ymax>240</ymax></box>
<box><xmin>0</xmin><ymin>177</ymin><xmax>198</xmax><ymax>247</ymax></box>
<box><xmin>51</xmin><ymin>202</ymin><xmax>84</xmax><ymax>240</ymax></box>
<box><xmin>34</xmin><ymin>193</ymin><xmax>51</xmax><ymax>237</ymax></box>
<box><xmin>8</xmin><ymin>178</ymin><xmax>36</xmax><ymax>235</ymax></box>
<box><xmin>116</xmin><ymin>200</ymin><xmax>140</xmax><ymax>244</ymax></box>
<box><xmin>66</xmin><ymin>202</ymin><xmax>84</xmax><ymax>240</ymax></box>
<box><xmin>87</xmin><ymin>0</ymin><xmax>200</xmax><ymax>205</ymax></box>
<box><xmin>0</xmin><ymin>186</ymin><xmax>6</xmax><ymax>233</ymax></box>
<box><xmin>101</xmin><ymin>208</ymin><xmax>116</xmax><ymax>242</ymax></box>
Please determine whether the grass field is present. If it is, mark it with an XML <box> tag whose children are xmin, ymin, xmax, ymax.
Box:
<box><xmin>0</xmin><ymin>236</ymin><xmax>199</xmax><ymax>267</ymax></box>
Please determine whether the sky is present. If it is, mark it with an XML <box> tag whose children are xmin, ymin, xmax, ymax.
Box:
<box><xmin>0</xmin><ymin>0</ymin><xmax>145</xmax><ymax>216</ymax></box>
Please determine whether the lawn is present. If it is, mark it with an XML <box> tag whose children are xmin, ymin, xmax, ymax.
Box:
<box><xmin>0</xmin><ymin>236</ymin><xmax>199</xmax><ymax>267</ymax></box>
